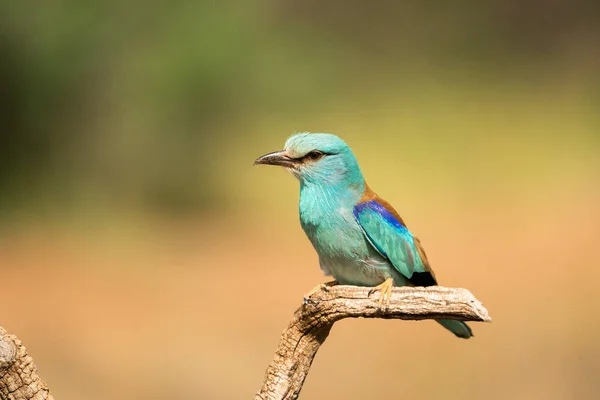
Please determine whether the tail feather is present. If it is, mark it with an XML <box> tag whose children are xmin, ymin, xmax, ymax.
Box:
<box><xmin>436</xmin><ymin>319</ymin><xmax>473</xmax><ymax>339</ymax></box>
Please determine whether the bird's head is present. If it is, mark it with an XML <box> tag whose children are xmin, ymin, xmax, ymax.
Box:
<box><xmin>254</xmin><ymin>133</ymin><xmax>365</xmax><ymax>187</ymax></box>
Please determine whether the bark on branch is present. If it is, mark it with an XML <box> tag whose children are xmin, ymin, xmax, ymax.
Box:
<box><xmin>0</xmin><ymin>326</ymin><xmax>53</xmax><ymax>400</ymax></box>
<box><xmin>255</xmin><ymin>284</ymin><xmax>491</xmax><ymax>400</ymax></box>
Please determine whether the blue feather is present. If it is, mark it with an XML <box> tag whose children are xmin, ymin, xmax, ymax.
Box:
<box><xmin>353</xmin><ymin>200</ymin><xmax>408</xmax><ymax>231</ymax></box>
<box><xmin>353</xmin><ymin>201</ymin><xmax>421</xmax><ymax>279</ymax></box>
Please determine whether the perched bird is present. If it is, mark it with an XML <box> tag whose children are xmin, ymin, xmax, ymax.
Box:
<box><xmin>254</xmin><ymin>133</ymin><xmax>472</xmax><ymax>339</ymax></box>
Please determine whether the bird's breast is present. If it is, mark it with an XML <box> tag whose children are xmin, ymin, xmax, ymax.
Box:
<box><xmin>300</xmin><ymin>205</ymin><xmax>392</xmax><ymax>286</ymax></box>
<box><xmin>300</xmin><ymin>206</ymin><xmax>363</xmax><ymax>252</ymax></box>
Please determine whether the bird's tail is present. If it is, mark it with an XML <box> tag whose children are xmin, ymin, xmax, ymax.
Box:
<box><xmin>436</xmin><ymin>319</ymin><xmax>473</xmax><ymax>339</ymax></box>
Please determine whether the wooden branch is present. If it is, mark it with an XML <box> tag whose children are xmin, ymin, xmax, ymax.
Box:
<box><xmin>255</xmin><ymin>284</ymin><xmax>491</xmax><ymax>400</ymax></box>
<box><xmin>0</xmin><ymin>326</ymin><xmax>53</xmax><ymax>400</ymax></box>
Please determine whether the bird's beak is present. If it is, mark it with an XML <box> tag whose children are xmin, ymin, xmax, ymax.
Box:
<box><xmin>253</xmin><ymin>150</ymin><xmax>297</xmax><ymax>168</ymax></box>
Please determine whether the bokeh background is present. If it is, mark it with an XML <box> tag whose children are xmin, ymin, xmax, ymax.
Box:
<box><xmin>1</xmin><ymin>1</ymin><xmax>599</xmax><ymax>399</ymax></box>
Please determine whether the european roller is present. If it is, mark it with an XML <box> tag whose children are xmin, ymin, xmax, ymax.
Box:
<box><xmin>254</xmin><ymin>133</ymin><xmax>473</xmax><ymax>339</ymax></box>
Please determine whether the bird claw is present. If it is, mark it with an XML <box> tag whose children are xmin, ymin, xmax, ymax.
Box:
<box><xmin>368</xmin><ymin>278</ymin><xmax>394</xmax><ymax>310</ymax></box>
<box><xmin>303</xmin><ymin>280</ymin><xmax>338</xmax><ymax>305</ymax></box>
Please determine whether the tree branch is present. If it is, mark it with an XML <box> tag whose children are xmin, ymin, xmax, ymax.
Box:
<box><xmin>254</xmin><ymin>284</ymin><xmax>491</xmax><ymax>400</ymax></box>
<box><xmin>0</xmin><ymin>326</ymin><xmax>53</xmax><ymax>400</ymax></box>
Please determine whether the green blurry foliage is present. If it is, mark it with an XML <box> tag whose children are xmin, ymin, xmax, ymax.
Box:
<box><xmin>0</xmin><ymin>1</ymin><xmax>598</xmax><ymax>218</ymax></box>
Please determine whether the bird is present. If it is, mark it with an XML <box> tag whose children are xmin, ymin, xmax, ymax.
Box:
<box><xmin>253</xmin><ymin>132</ymin><xmax>473</xmax><ymax>339</ymax></box>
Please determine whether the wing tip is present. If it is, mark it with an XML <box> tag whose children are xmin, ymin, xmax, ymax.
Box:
<box><xmin>408</xmin><ymin>271</ymin><xmax>437</xmax><ymax>286</ymax></box>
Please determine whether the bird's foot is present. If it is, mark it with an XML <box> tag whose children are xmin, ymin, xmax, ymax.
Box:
<box><xmin>303</xmin><ymin>280</ymin><xmax>338</xmax><ymax>305</ymax></box>
<box><xmin>368</xmin><ymin>278</ymin><xmax>394</xmax><ymax>309</ymax></box>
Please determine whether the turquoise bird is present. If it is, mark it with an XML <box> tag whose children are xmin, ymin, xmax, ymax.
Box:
<box><xmin>254</xmin><ymin>133</ymin><xmax>472</xmax><ymax>339</ymax></box>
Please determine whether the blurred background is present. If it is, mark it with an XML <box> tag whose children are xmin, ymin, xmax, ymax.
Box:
<box><xmin>1</xmin><ymin>1</ymin><xmax>599</xmax><ymax>399</ymax></box>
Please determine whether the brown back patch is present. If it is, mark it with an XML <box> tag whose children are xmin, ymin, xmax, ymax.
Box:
<box><xmin>360</xmin><ymin>183</ymin><xmax>408</xmax><ymax>227</ymax></box>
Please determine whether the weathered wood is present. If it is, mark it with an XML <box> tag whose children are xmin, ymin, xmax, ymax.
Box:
<box><xmin>0</xmin><ymin>327</ymin><xmax>53</xmax><ymax>400</ymax></box>
<box><xmin>255</xmin><ymin>284</ymin><xmax>491</xmax><ymax>400</ymax></box>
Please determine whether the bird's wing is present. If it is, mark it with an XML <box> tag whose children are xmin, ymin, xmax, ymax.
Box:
<box><xmin>353</xmin><ymin>197</ymin><xmax>437</xmax><ymax>286</ymax></box>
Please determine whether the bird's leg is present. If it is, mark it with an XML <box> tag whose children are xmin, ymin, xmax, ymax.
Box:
<box><xmin>303</xmin><ymin>280</ymin><xmax>338</xmax><ymax>304</ymax></box>
<box><xmin>368</xmin><ymin>278</ymin><xmax>394</xmax><ymax>309</ymax></box>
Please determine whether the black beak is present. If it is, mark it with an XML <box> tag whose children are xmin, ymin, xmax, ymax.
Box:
<box><xmin>253</xmin><ymin>150</ymin><xmax>297</xmax><ymax>168</ymax></box>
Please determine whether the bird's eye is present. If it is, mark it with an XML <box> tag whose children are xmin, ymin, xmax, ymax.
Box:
<box><xmin>305</xmin><ymin>151</ymin><xmax>324</xmax><ymax>161</ymax></box>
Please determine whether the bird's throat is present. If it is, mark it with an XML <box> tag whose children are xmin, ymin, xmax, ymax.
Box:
<box><xmin>298</xmin><ymin>180</ymin><xmax>364</xmax><ymax>227</ymax></box>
